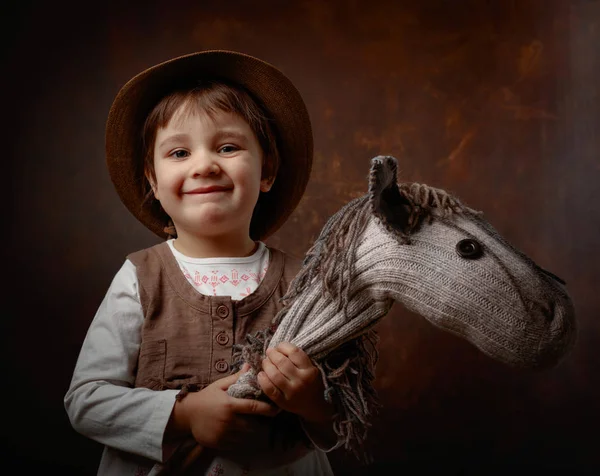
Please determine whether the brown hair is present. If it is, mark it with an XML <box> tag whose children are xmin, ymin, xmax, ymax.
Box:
<box><xmin>141</xmin><ymin>80</ymin><xmax>280</xmax><ymax>204</ymax></box>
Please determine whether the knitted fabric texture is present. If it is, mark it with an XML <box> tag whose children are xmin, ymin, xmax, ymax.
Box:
<box><xmin>225</xmin><ymin>155</ymin><xmax>576</xmax><ymax>461</ymax></box>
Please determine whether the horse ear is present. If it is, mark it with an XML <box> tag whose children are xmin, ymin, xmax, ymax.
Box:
<box><xmin>369</xmin><ymin>155</ymin><xmax>399</xmax><ymax>192</ymax></box>
<box><xmin>368</xmin><ymin>156</ymin><xmax>411</xmax><ymax>234</ymax></box>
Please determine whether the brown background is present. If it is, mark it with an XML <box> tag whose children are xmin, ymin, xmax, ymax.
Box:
<box><xmin>3</xmin><ymin>0</ymin><xmax>599</xmax><ymax>474</ymax></box>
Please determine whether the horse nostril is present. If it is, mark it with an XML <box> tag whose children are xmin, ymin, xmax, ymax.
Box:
<box><xmin>528</xmin><ymin>300</ymin><xmax>554</xmax><ymax>322</ymax></box>
<box><xmin>544</xmin><ymin>302</ymin><xmax>556</xmax><ymax>322</ymax></box>
<box><xmin>456</xmin><ymin>239</ymin><xmax>483</xmax><ymax>259</ymax></box>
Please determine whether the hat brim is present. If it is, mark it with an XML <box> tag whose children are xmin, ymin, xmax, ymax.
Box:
<box><xmin>106</xmin><ymin>50</ymin><xmax>313</xmax><ymax>240</ymax></box>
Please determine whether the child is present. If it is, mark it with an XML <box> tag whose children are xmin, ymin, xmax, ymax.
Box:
<box><xmin>64</xmin><ymin>50</ymin><xmax>338</xmax><ymax>476</ymax></box>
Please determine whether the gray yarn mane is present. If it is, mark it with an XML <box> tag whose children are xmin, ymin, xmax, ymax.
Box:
<box><xmin>285</xmin><ymin>179</ymin><xmax>475</xmax><ymax>315</ymax></box>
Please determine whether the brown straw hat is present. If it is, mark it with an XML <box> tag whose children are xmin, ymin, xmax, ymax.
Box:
<box><xmin>105</xmin><ymin>50</ymin><xmax>313</xmax><ymax>240</ymax></box>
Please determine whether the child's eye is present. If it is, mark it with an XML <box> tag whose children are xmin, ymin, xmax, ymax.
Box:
<box><xmin>171</xmin><ymin>150</ymin><xmax>189</xmax><ymax>159</ymax></box>
<box><xmin>218</xmin><ymin>145</ymin><xmax>239</xmax><ymax>154</ymax></box>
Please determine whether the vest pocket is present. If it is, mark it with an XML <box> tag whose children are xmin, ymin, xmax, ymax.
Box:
<box><xmin>136</xmin><ymin>339</ymin><xmax>211</xmax><ymax>391</ymax></box>
<box><xmin>136</xmin><ymin>338</ymin><xmax>166</xmax><ymax>390</ymax></box>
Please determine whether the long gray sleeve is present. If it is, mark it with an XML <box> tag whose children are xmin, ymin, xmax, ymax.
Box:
<box><xmin>64</xmin><ymin>260</ymin><xmax>178</xmax><ymax>462</ymax></box>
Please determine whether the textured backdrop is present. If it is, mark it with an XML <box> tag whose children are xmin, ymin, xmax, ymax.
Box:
<box><xmin>4</xmin><ymin>0</ymin><xmax>599</xmax><ymax>474</ymax></box>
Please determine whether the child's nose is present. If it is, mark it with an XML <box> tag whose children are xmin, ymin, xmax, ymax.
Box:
<box><xmin>191</xmin><ymin>151</ymin><xmax>220</xmax><ymax>177</ymax></box>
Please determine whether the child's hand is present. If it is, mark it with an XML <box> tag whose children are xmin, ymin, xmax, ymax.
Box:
<box><xmin>171</xmin><ymin>364</ymin><xmax>280</xmax><ymax>450</ymax></box>
<box><xmin>257</xmin><ymin>343</ymin><xmax>333</xmax><ymax>423</ymax></box>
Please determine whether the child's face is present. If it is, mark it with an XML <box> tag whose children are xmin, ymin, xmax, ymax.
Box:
<box><xmin>150</xmin><ymin>106</ymin><xmax>273</xmax><ymax>240</ymax></box>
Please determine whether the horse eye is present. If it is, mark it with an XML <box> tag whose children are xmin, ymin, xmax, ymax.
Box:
<box><xmin>456</xmin><ymin>239</ymin><xmax>483</xmax><ymax>259</ymax></box>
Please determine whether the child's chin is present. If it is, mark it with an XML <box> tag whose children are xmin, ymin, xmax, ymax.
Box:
<box><xmin>192</xmin><ymin>216</ymin><xmax>245</xmax><ymax>236</ymax></box>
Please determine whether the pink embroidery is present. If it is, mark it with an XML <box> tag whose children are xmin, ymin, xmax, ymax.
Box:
<box><xmin>176</xmin><ymin>254</ymin><xmax>270</xmax><ymax>300</ymax></box>
<box><xmin>180</xmin><ymin>264</ymin><xmax>192</xmax><ymax>281</ymax></box>
<box><xmin>231</xmin><ymin>269</ymin><xmax>240</xmax><ymax>286</ymax></box>
<box><xmin>240</xmin><ymin>287</ymin><xmax>253</xmax><ymax>297</ymax></box>
<box><xmin>208</xmin><ymin>463</ymin><xmax>225</xmax><ymax>476</ymax></box>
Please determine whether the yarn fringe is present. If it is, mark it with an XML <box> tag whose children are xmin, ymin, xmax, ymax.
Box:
<box><xmin>231</xmin><ymin>326</ymin><xmax>381</xmax><ymax>463</ymax></box>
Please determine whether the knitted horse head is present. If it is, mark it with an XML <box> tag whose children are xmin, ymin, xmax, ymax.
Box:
<box><xmin>224</xmin><ymin>155</ymin><xmax>576</xmax><ymax>458</ymax></box>
<box><xmin>263</xmin><ymin>155</ymin><xmax>575</xmax><ymax>365</ymax></box>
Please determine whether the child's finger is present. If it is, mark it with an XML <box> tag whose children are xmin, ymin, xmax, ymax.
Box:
<box><xmin>230</xmin><ymin>395</ymin><xmax>280</xmax><ymax>417</ymax></box>
<box><xmin>262</xmin><ymin>355</ymin><xmax>292</xmax><ymax>391</ymax></box>
<box><xmin>265</xmin><ymin>348</ymin><xmax>298</xmax><ymax>377</ymax></box>
<box><xmin>257</xmin><ymin>369</ymin><xmax>285</xmax><ymax>405</ymax></box>
<box><xmin>216</xmin><ymin>363</ymin><xmax>251</xmax><ymax>390</ymax></box>
<box><xmin>272</xmin><ymin>342</ymin><xmax>313</xmax><ymax>370</ymax></box>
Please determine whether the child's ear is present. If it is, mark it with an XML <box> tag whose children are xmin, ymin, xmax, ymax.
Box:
<box><xmin>260</xmin><ymin>176</ymin><xmax>275</xmax><ymax>193</ymax></box>
<box><xmin>145</xmin><ymin>171</ymin><xmax>160</xmax><ymax>200</ymax></box>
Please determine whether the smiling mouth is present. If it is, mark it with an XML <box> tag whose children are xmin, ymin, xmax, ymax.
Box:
<box><xmin>184</xmin><ymin>186</ymin><xmax>233</xmax><ymax>194</ymax></box>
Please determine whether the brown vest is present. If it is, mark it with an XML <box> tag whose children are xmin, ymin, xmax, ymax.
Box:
<box><xmin>127</xmin><ymin>242</ymin><xmax>311</xmax><ymax>470</ymax></box>
<box><xmin>127</xmin><ymin>242</ymin><xmax>301</xmax><ymax>390</ymax></box>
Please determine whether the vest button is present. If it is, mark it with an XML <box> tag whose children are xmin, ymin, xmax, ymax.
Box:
<box><xmin>216</xmin><ymin>332</ymin><xmax>229</xmax><ymax>345</ymax></box>
<box><xmin>214</xmin><ymin>359</ymin><xmax>229</xmax><ymax>373</ymax></box>
<box><xmin>216</xmin><ymin>305</ymin><xmax>229</xmax><ymax>319</ymax></box>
